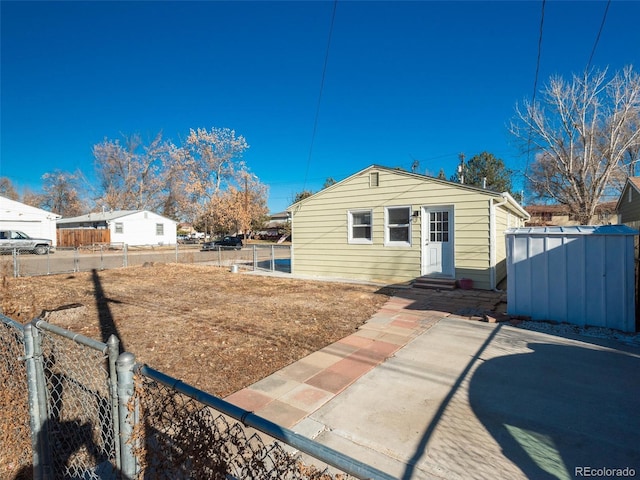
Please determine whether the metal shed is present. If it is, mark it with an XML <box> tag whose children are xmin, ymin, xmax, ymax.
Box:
<box><xmin>506</xmin><ymin>225</ymin><xmax>637</xmax><ymax>332</ymax></box>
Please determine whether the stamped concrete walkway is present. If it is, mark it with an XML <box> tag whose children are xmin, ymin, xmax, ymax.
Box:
<box><xmin>225</xmin><ymin>288</ymin><xmax>505</xmax><ymax>430</ymax></box>
<box><xmin>225</xmin><ymin>287</ymin><xmax>640</xmax><ymax>479</ymax></box>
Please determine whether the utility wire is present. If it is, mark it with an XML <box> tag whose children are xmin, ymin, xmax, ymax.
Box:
<box><xmin>303</xmin><ymin>0</ymin><xmax>338</xmax><ymax>192</ymax></box>
<box><xmin>524</xmin><ymin>0</ymin><xmax>546</xmax><ymax>178</ymax></box>
<box><xmin>586</xmin><ymin>0</ymin><xmax>611</xmax><ymax>72</ymax></box>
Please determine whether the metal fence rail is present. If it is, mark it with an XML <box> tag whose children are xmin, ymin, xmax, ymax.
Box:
<box><xmin>1</xmin><ymin>314</ymin><xmax>394</xmax><ymax>480</ymax></box>
<box><xmin>132</xmin><ymin>363</ymin><xmax>394</xmax><ymax>480</ymax></box>
<box><xmin>4</xmin><ymin>244</ymin><xmax>291</xmax><ymax>277</ymax></box>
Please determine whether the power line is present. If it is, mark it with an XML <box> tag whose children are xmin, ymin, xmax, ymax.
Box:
<box><xmin>524</xmin><ymin>0</ymin><xmax>546</xmax><ymax>177</ymax></box>
<box><xmin>586</xmin><ymin>0</ymin><xmax>611</xmax><ymax>72</ymax></box>
<box><xmin>303</xmin><ymin>0</ymin><xmax>338</xmax><ymax>191</ymax></box>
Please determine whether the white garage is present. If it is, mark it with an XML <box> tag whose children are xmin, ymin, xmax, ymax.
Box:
<box><xmin>0</xmin><ymin>195</ymin><xmax>61</xmax><ymax>246</ymax></box>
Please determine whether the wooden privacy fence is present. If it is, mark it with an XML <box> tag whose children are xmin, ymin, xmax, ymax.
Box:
<box><xmin>57</xmin><ymin>229</ymin><xmax>111</xmax><ymax>247</ymax></box>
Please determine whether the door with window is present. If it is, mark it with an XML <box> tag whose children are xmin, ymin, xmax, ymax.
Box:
<box><xmin>422</xmin><ymin>206</ymin><xmax>454</xmax><ymax>276</ymax></box>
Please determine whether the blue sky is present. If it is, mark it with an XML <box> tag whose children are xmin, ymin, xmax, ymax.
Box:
<box><xmin>2</xmin><ymin>1</ymin><xmax>639</xmax><ymax>214</ymax></box>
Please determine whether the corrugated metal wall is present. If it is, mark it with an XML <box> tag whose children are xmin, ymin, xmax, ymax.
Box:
<box><xmin>506</xmin><ymin>226</ymin><xmax>637</xmax><ymax>332</ymax></box>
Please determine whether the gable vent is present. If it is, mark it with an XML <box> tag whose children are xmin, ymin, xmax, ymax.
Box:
<box><xmin>370</xmin><ymin>172</ymin><xmax>379</xmax><ymax>187</ymax></box>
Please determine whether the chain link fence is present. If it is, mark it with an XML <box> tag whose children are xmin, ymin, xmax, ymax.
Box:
<box><xmin>133</xmin><ymin>373</ymin><xmax>343</xmax><ymax>480</ymax></box>
<box><xmin>0</xmin><ymin>316</ymin><xmax>32</xmax><ymax>478</ymax></box>
<box><xmin>4</xmin><ymin>244</ymin><xmax>291</xmax><ymax>277</ymax></box>
<box><xmin>1</xmin><ymin>314</ymin><xmax>394</xmax><ymax>480</ymax></box>
<box><xmin>36</xmin><ymin>321</ymin><xmax>119</xmax><ymax>479</ymax></box>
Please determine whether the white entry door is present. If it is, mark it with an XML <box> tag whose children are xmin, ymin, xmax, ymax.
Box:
<box><xmin>422</xmin><ymin>206</ymin><xmax>454</xmax><ymax>276</ymax></box>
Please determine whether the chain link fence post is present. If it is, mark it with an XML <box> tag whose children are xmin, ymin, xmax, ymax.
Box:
<box><xmin>73</xmin><ymin>248</ymin><xmax>79</xmax><ymax>273</ymax></box>
<box><xmin>13</xmin><ymin>249</ymin><xmax>19</xmax><ymax>277</ymax></box>
<box><xmin>117</xmin><ymin>352</ymin><xmax>137</xmax><ymax>478</ymax></box>
<box><xmin>253</xmin><ymin>244</ymin><xmax>258</xmax><ymax>270</ymax></box>
<box><xmin>270</xmin><ymin>245</ymin><xmax>275</xmax><ymax>271</ymax></box>
<box><xmin>123</xmin><ymin>244</ymin><xmax>128</xmax><ymax>268</ymax></box>
<box><xmin>107</xmin><ymin>335</ymin><xmax>122</xmax><ymax>471</ymax></box>
<box><xmin>23</xmin><ymin>323</ymin><xmax>53</xmax><ymax>480</ymax></box>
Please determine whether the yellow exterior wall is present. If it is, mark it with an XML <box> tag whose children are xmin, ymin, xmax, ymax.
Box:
<box><xmin>289</xmin><ymin>167</ymin><xmax>529</xmax><ymax>289</ymax></box>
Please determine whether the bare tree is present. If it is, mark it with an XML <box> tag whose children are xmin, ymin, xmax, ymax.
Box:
<box><xmin>20</xmin><ymin>170</ymin><xmax>87</xmax><ymax>216</ymax></box>
<box><xmin>181</xmin><ymin>127</ymin><xmax>249</xmax><ymax>220</ymax></box>
<box><xmin>93</xmin><ymin>132</ymin><xmax>181</xmax><ymax>214</ymax></box>
<box><xmin>0</xmin><ymin>177</ymin><xmax>19</xmax><ymax>200</ymax></box>
<box><xmin>511</xmin><ymin>66</ymin><xmax>640</xmax><ymax>223</ymax></box>
<box><xmin>197</xmin><ymin>170</ymin><xmax>268</xmax><ymax>236</ymax></box>
<box><xmin>39</xmin><ymin>170</ymin><xmax>87</xmax><ymax>216</ymax></box>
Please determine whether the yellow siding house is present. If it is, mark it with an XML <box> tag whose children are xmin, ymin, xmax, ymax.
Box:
<box><xmin>288</xmin><ymin>165</ymin><xmax>529</xmax><ymax>290</ymax></box>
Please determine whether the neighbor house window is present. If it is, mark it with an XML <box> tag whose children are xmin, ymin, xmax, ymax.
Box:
<box><xmin>115</xmin><ymin>222</ymin><xmax>123</xmax><ymax>234</ymax></box>
<box><xmin>348</xmin><ymin>210</ymin><xmax>373</xmax><ymax>244</ymax></box>
<box><xmin>385</xmin><ymin>206</ymin><xmax>411</xmax><ymax>246</ymax></box>
<box><xmin>156</xmin><ymin>223</ymin><xmax>164</xmax><ymax>235</ymax></box>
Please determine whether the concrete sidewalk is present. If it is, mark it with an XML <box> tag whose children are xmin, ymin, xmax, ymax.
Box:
<box><xmin>226</xmin><ymin>290</ymin><xmax>640</xmax><ymax>479</ymax></box>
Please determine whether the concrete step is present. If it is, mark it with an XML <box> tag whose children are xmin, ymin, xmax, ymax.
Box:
<box><xmin>413</xmin><ymin>276</ymin><xmax>457</xmax><ymax>290</ymax></box>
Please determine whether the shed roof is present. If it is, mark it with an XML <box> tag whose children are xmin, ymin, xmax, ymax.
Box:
<box><xmin>506</xmin><ymin>225</ymin><xmax>638</xmax><ymax>236</ymax></box>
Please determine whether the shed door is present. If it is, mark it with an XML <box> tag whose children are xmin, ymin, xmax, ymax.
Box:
<box><xmin>422</xmin><ymin>206</ymin><xmax>454</xmax><ymax>277</ymax></box>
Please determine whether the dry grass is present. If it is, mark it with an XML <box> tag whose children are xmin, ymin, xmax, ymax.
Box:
<box><xmin>0</xmin><ymin>262</ymin><xmax>389</xmax><ymax>397</ymax></box>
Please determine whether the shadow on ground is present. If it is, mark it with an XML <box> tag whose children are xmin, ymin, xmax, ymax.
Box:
<box><xmin>470</xmin><ymin>340</ymin><xmax>640</xmax><ymax>478</ymax></box>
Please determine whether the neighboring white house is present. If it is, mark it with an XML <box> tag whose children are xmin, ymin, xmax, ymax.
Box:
<box><xmin>0</xmin><ymin>195</ymin><xmax>61</xmax><ymax>246</ymax></box>
<box><xmin>57</xmin><ymin>210</ymin><xmax>178</xmax><ymax>246</ymax></box>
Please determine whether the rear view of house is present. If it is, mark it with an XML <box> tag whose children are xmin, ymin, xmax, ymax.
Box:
<box><xmin>288</xmin><ymin>165</ymin><xmax>529</xmax><ymax>290</ymax></box>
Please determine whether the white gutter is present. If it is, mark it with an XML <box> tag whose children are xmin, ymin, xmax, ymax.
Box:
<box><xmin>489</xmin><ymin>195</ymin><xmax>510</xmax><ymax>290</ymax></box>
<box><xmin>500</xmin><ymin>191</ymin><xmax>531</xmax><ymax>221</ymax></box>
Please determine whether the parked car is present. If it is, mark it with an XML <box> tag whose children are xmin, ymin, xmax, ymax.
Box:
<box><xmin>178</xmin><ymin>234</ymin><xmax>199</xmax><ymax>244</ymax></box>
<box><xmin>0</xmin><ymin>230</ymin><xmax>54</xmax><ymax>255</ymax></box>
<box><xmin>201</xmin><ymin>236</ymin><xmax>243</xmax><ymax>251</ymax></box>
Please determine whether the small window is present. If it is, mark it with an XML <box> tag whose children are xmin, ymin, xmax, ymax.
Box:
<box><xmin>348</xmin><ymin>210</ymin><xmax>373</xmax><ymax>244</ymax></box>
<box><xmin>369</xmin><ymin>172</ymin><xmax>379</xmax><ymax>187</ymax></box>
<box><xmin>115</xmin><ymin>222</ymin><xmax>123</xmax><ymax>234</ymax></box>
<box><xmin>385</xmin><ymin>206</ymin><xmax>411</xmax><ymax>246</ymax></box>
<box><xmin>156</xmin><ymin>223</ymin><xmax>164</xmax><ymax>235</ymax></box>
<box><xmin>629</xmin><ymin>188</ymin><xmax>633</xmax><ymax>203</ymax></box>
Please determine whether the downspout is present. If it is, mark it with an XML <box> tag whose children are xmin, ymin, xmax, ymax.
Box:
<box><xmin>490</xmin><ymin>195</ymin><xmax>509</xmax><ymax>291</ymax></box>
<box><xmin>287</xmin><ymin>210</ymin><xmax>294</xmax><ymax>273</ymax></box>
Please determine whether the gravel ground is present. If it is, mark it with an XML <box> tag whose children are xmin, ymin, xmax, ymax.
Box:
<box><xmin>511</xmin><ymin>319</ymin><xmax>640</xmax><ymax>348</ymax></box>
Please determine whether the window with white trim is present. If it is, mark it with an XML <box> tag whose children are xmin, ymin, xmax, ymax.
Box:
<box><xmin>385</xmin><ymin>206</ymin><xmax>411</xmax><ymax>246</ymax></box>
<box><xmin>156</xmin><ymin>223</ymin><xmax>164</xmax><ymax>235</ymax></box>
<box><xmin>348</xmin><ymin>210</ymin><xmax>373</xmax><ymax>244</ymax></box>
<box><xmin>115</xmin><ymin>222</ymin><xmax>123</xmax><ymax>234</ymax></box>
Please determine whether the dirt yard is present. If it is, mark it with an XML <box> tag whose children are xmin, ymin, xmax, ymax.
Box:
<box><xmin>1</xmin><ymin>263</ymin><xmax>390</xmax><ymax>396</ymax></box>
